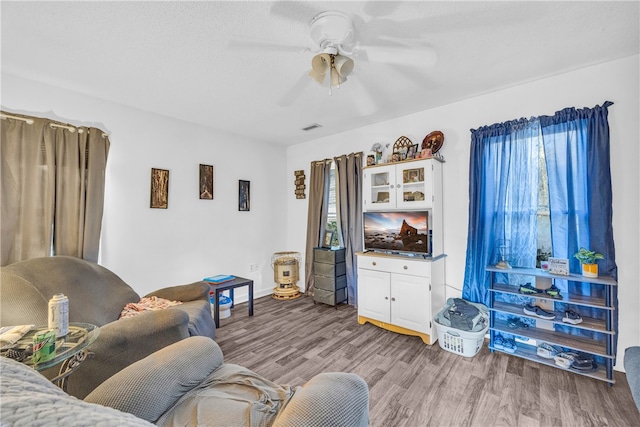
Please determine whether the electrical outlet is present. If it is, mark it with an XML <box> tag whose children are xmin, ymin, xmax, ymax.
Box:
<box><xmin>249</xmin><ymin>263</ymin><xmax>259</xmax><ymax>272</ymax></box>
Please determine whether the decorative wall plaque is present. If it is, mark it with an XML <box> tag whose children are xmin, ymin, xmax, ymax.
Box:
<box><xmin>294</xmin><ymin>170</ymin><xmax>306</xmax><ymax>199</ymax></box>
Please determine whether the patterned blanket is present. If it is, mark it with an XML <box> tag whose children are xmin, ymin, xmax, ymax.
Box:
<box><xmin>119</xmin><ymin>296</ymin><xmax>183</xmax><ymax>319</ymax></box>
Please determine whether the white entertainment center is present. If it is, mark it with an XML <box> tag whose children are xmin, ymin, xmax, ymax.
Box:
<box><xmin>357</xmin><ymin>158</ymin><xmax>445</xmax><ymax>344</ymax></box>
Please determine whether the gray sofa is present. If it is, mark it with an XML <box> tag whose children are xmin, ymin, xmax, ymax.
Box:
<box><xmin>625</xmin><ymin>346</ymin><xmax>640</xmax><ymax>412</ymax></box>
<box><xmin>1</xmin><ymin>336</ymin><xmax>370</xmax><ymax>427</ymax></box>
<box><xmin>0</xmin><ymin>256</ymin><xmax>215</xmax><ymax>398</ymax></box>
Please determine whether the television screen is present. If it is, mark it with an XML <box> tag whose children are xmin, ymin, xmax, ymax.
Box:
<box><xmin>363</xmin><ymin>211</ymin><xmax>430</xmax><ymax>255</ymax></box>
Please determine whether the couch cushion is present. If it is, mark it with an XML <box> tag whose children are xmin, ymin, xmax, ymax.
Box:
<box><xmin>0</xmin><ymin>272</ymin><xmax>48</xmax><ymax>326</ymax></box>
<box><xmin>1</xmin><ymin>256</ymin><xmax>139</xmax><ymax>326</ymax></box>
<box><xmin>85</xmin><ymin>336</ymin><xmax>223</xmax><ymax>423</ymax></box>
<box><xmin>171</xmin><ymin>300</ymin><xmax>215</xmax><ymax>338</ymax></box>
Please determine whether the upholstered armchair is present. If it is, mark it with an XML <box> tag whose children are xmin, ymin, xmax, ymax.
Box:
<box><xmin>625</xmin><ymin>346</ymin><xmax>640</xmax><ymax>413</ymax></box>
<box><xmin>0</xmin><ymin>255</ymin><xmax>215</xmax><ymax>398</ymax></box>
<box><xmin>1</xmin><ymin>336</ymin><xmax>370</xmax><ymax>427</ymax></box>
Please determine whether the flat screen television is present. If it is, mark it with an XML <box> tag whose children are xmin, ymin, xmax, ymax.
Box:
<box><xmin>363</xmin><ymin>211</ymin><xmax>430</xmax><ymax>256</ymax></box>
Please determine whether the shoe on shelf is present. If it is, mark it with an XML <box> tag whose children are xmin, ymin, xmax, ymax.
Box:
<box><xmin>519</xmin><ymin>283</ymin><xmax>542</xmax><ymax>295</ymax></box>
<box><xmin>507</xmin><ymin>317</ymin><xmax>529</xmax><ymax>329</ymax></box>
<box><xmin>537</xmin><ymin>342</ymin><xmax>563</xmax><ymax>359</ymax></box>
<box><xmin>493</xmin><ymin>334</ymin><xmax>505</xmax><ymax>350</ymax></box>
<box><xmin>562</xmin><ymin>309</ymin><xmax>583</xmax><ymax>325</ymax></box>
<box><xmin>543</xmin><ymin>285</ymin><xmax>563</xmax><ymax>299</ymax></box>
<box><xmin>554</xmin><ymin>352</ymin><xmax>579</xmax><ymax>369</ymax></box>
<box><xmin>572</xmin><ymin>354</ymin><xmax>596</xmax><ymax>371</ymax></box>
<box><xmin>523</xmin><ymin>304</ymin><xmax>556</xmax><ymax>320</ymax></box>
<box><xmin>502</xmin><ymin>338</ymin><xmax>517</xmax><ymax>353</ymax></box>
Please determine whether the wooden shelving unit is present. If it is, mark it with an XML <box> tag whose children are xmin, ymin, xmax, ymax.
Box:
<box><xmin>486</xmin><ymin>265</ymin><xmax>617</xmax><ymax>384</ymax></box>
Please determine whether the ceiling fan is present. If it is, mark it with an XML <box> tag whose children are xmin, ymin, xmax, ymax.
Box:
<box><xmin>228</xmin><ymin>6</ymin><xmax>438</xmax><ymax>108</ymax></box>
<box><xmin>306</xmin><ymin>11</ymin><xmax>356</xmax><ymax>94</ymax></box>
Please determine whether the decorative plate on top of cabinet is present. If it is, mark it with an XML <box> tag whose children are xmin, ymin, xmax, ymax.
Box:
<box><xmin>422</xmin><ymin>131</ymin><xmax>444</xmax><ymax>153</ymax></box>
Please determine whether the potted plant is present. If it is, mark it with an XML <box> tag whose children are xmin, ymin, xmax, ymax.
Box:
<box><xmin>574</xmin><ymin>247</ymin><xmax>604</xmax><ymax>278</ymax></box>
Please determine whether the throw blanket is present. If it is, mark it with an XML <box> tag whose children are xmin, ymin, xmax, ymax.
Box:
<box><xmin>119</xmin><ymin>296</ymin><xmax>183</xmax><ymax>319</ymax></box>
<box><xmin>156</xmin><ymin>363</ymin><xmax>296</xmax><ymax>427</ymax></box>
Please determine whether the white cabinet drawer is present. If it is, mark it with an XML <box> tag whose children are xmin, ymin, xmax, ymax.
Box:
<box><xmin>357</xmin><ymin>254</ymin><xmax>430</xmax><ymax>277</ymax></box>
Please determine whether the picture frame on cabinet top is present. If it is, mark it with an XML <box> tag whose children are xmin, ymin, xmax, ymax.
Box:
<box><xmin>322</xmin><ymin>230</ymin><xmax>334</xmax><ymax>248</ymax></box>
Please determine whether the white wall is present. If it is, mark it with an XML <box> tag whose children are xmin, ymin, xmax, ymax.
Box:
<box><xmin>285</xmin><ymin>55</ymin><xmax>640</xmax><ymax>370</ymax></box>
<box><xmin>2</xmin><ymin>74</ymin><xmax>289</xmax><ymax>302</ymax></box>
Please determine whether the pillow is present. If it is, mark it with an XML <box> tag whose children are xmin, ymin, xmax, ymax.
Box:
<box><xmin>119</xmin><ymin>296</ymin><xmax>182</xmax><ymax>319</ymax></box>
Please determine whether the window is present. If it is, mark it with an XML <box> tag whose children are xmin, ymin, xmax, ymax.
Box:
<box><xmin>537</xmin><ymin>141</ymin><xmax>552</xmax><ymax>266</ymax></box>
<box><xmin>325</xmin><ymin>163</ymin><xmax>340</xmax><ymax>247</ymax></box>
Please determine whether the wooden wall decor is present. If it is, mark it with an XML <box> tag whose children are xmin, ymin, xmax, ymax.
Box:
<box><xmin>294</xmin><ymin>170</ymin><xmax>306</xmax><ymax>199</ymax></box>
<box><xmin>150</xmin><ymin>168</ymin><xmax>169</xmax><ymax>209</ymax></box>
<box><xmin>199</xmin><ymin>164</ymin><xmax>214</xmax><ymax>200</ymax></box>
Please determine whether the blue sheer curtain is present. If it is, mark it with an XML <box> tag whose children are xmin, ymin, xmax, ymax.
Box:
<box><xmin>462</xmin><ymin>119</ymin><xmax>540</xmax><ymax>306</ymax></box>
<box><xmin>540</xmin><ymin>101</ymin><xmax>618</xmax><ymax>353</ymax></box>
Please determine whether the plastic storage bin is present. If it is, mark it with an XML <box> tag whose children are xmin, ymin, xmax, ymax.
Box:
<box><xmin>210</xmin><ymin>293</ymin><xmax>233</xmax><ymax>319</ymax></box>
<box><xmin>434</xmin><ymin>299</ymin><xmax>489</xmax><ymax>357</ymax></box>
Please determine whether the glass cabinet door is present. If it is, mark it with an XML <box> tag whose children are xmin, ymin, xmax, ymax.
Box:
<box><xmin>363</xmin><ymin>165</ymin><xmax>395</xmax><ymax>210</ymax></box>
<box><xmin>396</xmin><ymin>162</ymin><xmax>432</xmax><ymax>209</ymax></box>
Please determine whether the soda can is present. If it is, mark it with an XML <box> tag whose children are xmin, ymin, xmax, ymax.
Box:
<box><xmin>32</xmin><ymin>330</ymin><xmax>56</xmax><ymax>364</ymax></box>
<box><xmin>48</xmin><ymin>293</ymin><xmax>69</xmax><ymax>337</ymax></box>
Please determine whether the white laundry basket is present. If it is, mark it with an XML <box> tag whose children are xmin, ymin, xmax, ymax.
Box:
<box><xmin>434</xmin><ymin>299</ymin><xmax>489</xmax><ymax>357</ymax></box>
<box><xmin>434</xmin><ymin>319</ymin><xmax>489</xmax><ymax>357</ymax></box>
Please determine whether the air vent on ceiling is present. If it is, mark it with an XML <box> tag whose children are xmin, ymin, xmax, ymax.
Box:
<box><xmin>302</xmin><ymin>123</ymin><xmax>322</xmax><ymax>131</ymax></box>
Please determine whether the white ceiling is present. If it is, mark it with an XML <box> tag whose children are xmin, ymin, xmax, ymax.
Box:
<box><xmin>2</xmin><ymin>1</ymin><xmax>638</xmax><ymax>146</ymax></box>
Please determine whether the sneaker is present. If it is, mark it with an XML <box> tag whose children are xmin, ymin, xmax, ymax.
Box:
<box><xmin>507</xmin><ymin>317</ymin><xmax>529</xmax><ymax>329</ymax></box>
<box><xmin>493</xmin><ymin>335</ymin><xmax>504</xmax><ymax>350</ymax></box>
<box><xmin>572</xmin><ymin>354</ymin><xmax>596</xmax><ymax>371</ymax></box>
<box><xmin>537</xmin><ymin>342</ymin><xmax>562</xmax><ymax>359</ymax></box>
<box><xmin>554</xmin><ymin>352</ymin><xmax>579</xmax><ymax>369</ymax></box>
<box><xmin>562</xmin><ymin>309</ymin><xmax>583</xmax><ymax>325</ymax></box>
<box><xmin>519</xmin><ymin>283</ymin><xmax>542</xmax><ymax>295</ymax></box>
<box><xmin>543</xmin><ymin>285</ymin><xmax>563</xmax><ymax>299</ymax></box>
<box><xmin>523</xmin><ymin>304</ymin><xmax>556</xmax><ymax>320</ymax></box>
<box><xmin>502</xmin><ymin>338</ymin><xmax>517</xmax><ymax>353</ymax></box>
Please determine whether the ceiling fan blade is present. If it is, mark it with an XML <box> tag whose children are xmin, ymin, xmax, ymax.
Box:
<box><xmin>363</xmin><ymin>1</ymin><xmax>401</xmax><ymax>18</ymax></box>
<box><xmin>228</xmin><ymin>38</ymin><xmax>309</xmax><ymax>53</ymax></box>
<box><xmin>269</xmin><ymin>1</ymin><xmax>321</xmax><ymax>23</ymax></box>
<box><xmin>277</xmin><ymin>71</ymin><xmax>312</xmax><ymax>107</ymax></box>
<box><xmin>359</xmin><ymin>45</ymin><xmax>438</xmax><ymax>69</ymax></box>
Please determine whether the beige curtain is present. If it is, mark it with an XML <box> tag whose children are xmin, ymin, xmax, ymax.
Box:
<box><xmin>304</xmin><ymin>159</ymin><xmax>332</xmax><ymax>295</ymax></box>
<box><xmin>334</xmin><ymin>152</ymin><xmax>363</xmax><ymax>305</ymax></box>
<box><xmin>1</xmin><ymin>112</ymin><xmax>110</xmax><ymax>266</ymax></box>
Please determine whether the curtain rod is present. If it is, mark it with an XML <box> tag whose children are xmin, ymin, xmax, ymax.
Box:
<box><xmin>50</xmin><ymin>122</ymin><xmax>84</xmax><ymax>134</ymax></box>
<box><xmin>1</xmin><ymin>112</ymin><xmax>108</xmax><ymax>138</ymax></box>
<box><xmin>0</xmin><ymin>112</ymin><xmax>34</xmax><ymax>124</ymax></box>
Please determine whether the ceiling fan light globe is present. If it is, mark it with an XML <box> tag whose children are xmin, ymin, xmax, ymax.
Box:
<box><xmin>333</xmin><ymin>55</ymin><xmax>354</xmax><ymax>78</ymax></box>
<box><xmin>309</xmin><ymin>53</ymin><xmax>331</xmax><ymax>85</ymax></box>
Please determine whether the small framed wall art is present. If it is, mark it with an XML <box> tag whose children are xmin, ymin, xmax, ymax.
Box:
<box><xmin>322</xmin><ymin>229</ymin><xmax>334</xmax><ymax>248</ymax></box>
<box><xmin>199</xmin><ymin>164</ymin><xmax>214</xmax><ymax>200</ymax></box>
<box><xmin>239</xmin><ymin>180</ymin><xmax>250</xmax><ymax>211</ymax></box>
<box><xmin>150</xmin><ymin>168</ymin><xmax>169</xmax><ymax>209</ymax></box>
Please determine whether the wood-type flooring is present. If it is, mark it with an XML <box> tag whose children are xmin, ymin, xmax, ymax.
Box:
<box><xmin>214</xmin><ymin>295</ymin><xmax>640</xmax><ymax>427</ymax></box>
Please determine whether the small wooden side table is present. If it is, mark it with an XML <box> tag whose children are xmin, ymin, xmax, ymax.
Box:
<box><xmin>206</xmin><ymin>277</ymin><xmax>254</xmax><ymax>328</ymax></box>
